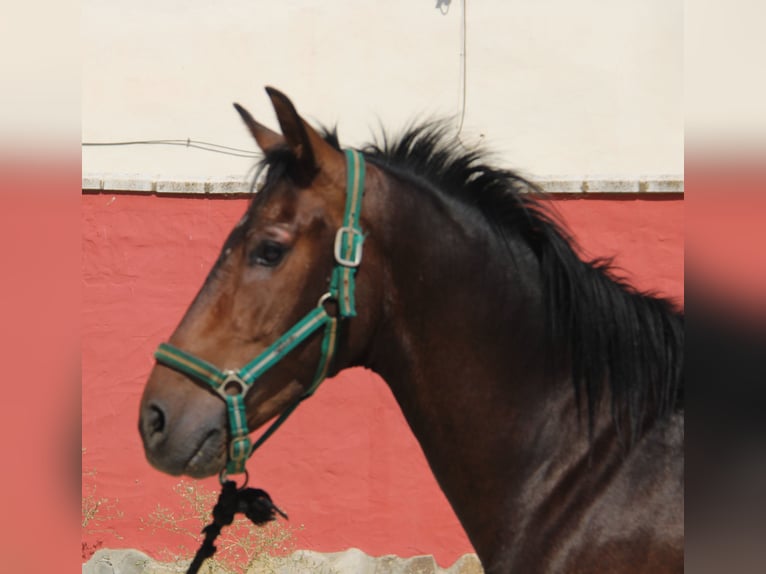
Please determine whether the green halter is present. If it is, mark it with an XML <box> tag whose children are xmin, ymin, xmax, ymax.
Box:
<box><xmin>154</xmin><ymin>149</ymin><xmax>366</xmax><ymax>477</ymax></box>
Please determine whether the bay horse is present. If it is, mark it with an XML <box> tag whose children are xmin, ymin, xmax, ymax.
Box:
<box><xmin>139</xmin><ymin>87</ymin><xmax>684</xmax><ymax>573</ymax></box>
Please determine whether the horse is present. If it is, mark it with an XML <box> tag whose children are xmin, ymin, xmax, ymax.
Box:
<box><xmin>139</xmin><ymin>87</ymin><xmax>684</xmax><ymax>573</ymax></box>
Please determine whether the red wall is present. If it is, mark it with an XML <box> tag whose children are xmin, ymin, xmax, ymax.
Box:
<box><xmin>81</xmin><ymin>193</ymin><xmax>683</xmax><ymax>566</ymax></box>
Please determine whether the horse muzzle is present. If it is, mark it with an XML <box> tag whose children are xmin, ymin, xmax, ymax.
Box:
<box><xmin>138</xmin><ymin>369</ymin><xmax>229</xmax><ymax>478</ymax></box>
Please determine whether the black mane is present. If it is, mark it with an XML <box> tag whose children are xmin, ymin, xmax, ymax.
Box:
<box><xmin>261</xmin><ymin>122</ymin><xmax>685</xmax><ymax>443</ymax></box>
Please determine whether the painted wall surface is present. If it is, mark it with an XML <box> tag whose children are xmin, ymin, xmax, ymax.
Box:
<box><xmin>81</xmin><ymin>193</ymin><xmax>683</xmax><ymax>566</ymax></box>
<box><xmin>82</xmin><ymin>0</ymin><xmax>682</xmax><ymax>179</ymax></box>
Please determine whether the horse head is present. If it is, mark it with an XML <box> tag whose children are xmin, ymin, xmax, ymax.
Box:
<box><xmin>138</xmin><ymin>88</ymin><xmax>381</xmax><ymax>478</ymax></box>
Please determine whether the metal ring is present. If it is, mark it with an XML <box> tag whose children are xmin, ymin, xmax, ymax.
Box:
<box><xmin>219</xmin><ymin>468</ymin><xmax>249</xmax><ymax>489</ymax></box>
<box><xmin>317</xmin><ymin>292</ymin><xmax>340</xmax><ymax>318</ymax></box>
<box><xmin>217</xmin><ymin>370</ymin><xmax>249</xmax><ymax>400</ymax></box>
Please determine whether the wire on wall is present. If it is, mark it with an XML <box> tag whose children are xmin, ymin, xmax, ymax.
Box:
<box><xmin>456</xmin><ymin>0</ymin><xmax>467</xmax><ymax>138</ymax></box>
<box><xmin>85</xmin><ymin>2</ymin><xmax>469</xmax><ymax>156</ymax></box>
<box><xmin>82</xmin><ymin>139</ymin><xmax>258</xmax><ymax>159</ymax></box>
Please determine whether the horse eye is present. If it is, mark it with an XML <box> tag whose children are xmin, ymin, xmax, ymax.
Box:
<box><xmin>249</xmin><ymin>240</ymin><xmax>288</xmax><ymax>267</ymax></box>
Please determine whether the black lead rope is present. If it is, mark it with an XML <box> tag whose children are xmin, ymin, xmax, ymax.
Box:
<box><xmin>185</xmin><ymin>481</ymin><xmax>288</xmax><ymax>574</ymax></box>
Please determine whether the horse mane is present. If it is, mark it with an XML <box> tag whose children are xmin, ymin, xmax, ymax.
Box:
<box><xmin>360</xmin><ymin>122</ymin><xmax>684</xmax><ymax>444</ymax></box>
<box><xmin>260</xmin><ymin>122</ymin><xmax>685</xmax><ymax>444</ymax></box>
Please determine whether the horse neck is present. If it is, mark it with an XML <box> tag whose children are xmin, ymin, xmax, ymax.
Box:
<box><xmin>359</xmin><ymin>171</ymin><xmax>607</xmax><ymax>564</ymax></box>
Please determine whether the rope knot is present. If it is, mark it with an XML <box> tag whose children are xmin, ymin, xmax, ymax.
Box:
<box><xmin>185</xmin><ymin>481</ymin><xmax>287</xmax><ymax>574</ymax></box>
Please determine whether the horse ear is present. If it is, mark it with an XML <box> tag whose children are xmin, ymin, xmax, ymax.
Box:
<box><xmin>264</xmin><ymin>86</ymin><xmax>344</xmax><ymax>184</ymax></box>
<box><xmin>233</xmin><ymin>103</ymin><xmax>285</xmax><ymax>152</ymax></box>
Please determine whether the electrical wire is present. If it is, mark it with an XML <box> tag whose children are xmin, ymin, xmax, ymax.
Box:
<box><xmin>456</xmin><ymin>0</ymin><xmax>467</xmax><ymax>138</ymax></box>
<box><xmin>84</xmin><ymin>3</ymin><xmax>469</xmax><ymax>155</ymax></box>
<box><xmin>82</xmin><ymin>139</ymin><xmax>258</xmax><ymax>159</ymax></box>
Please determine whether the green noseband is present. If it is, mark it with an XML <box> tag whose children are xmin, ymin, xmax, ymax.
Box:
<box><xmin>154</xmin><ymin>149</ymin><xmax>366</xmax><ymax>477</ymax></box>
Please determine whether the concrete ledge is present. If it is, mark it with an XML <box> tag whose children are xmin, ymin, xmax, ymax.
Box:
<box><xmin>155</xmin><ymin>179</ymin><xmax>206</xmax><ymax>195</ymax></box>
<box><xmin>82</xmin><ymin>547</ymin><xmax>485</xmax><ymax>573</ymax></box>
<box><xmin>103</xmin><ymin>176</ymin><xmax>155</xmax><ymax>193</ymax></box>
<box><xmin>82</xmin><ymin>175</ymin><xmax>683</xmax><ymax>195</ymax></box>
<box><xmin>640</xmin><ymin>178</ymin><xmax>685</xmax><ymax>193</ymax></box>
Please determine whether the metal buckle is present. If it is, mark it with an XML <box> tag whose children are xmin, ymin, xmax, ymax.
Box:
<box><xmin>333</xmin><ymin>226</ymin><xmax>364</xmax><ymax>268</ymax></box>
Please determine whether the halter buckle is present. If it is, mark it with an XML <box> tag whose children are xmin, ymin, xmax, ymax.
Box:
<box><xmin>333</xmin><ymin>226</ymin><xmax>364</xmax><ymax>268</ymax></box>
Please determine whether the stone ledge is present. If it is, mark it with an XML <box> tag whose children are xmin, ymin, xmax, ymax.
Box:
<box><xmin>82</xmin><ymin>547</ymin><xmax>485</xmax><ymax>574</ymax></box>
<box><xmin>82</xmin><ymin>175</ymin><xmax>684</xmax><ymax>195</ymax></box>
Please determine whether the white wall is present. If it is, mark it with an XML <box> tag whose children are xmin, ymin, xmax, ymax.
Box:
<box><xmin>82</xmin><ymin>0</ymin><xmax>683</xmax><ymax>180</ymax></box>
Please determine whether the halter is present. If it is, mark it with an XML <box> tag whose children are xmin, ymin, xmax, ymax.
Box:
<box><xmin>154</xmin><ymin>149</ymin><xmax>366</xmax><ymax>477</ymax></box>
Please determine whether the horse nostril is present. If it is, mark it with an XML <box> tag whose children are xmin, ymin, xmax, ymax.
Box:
<box><xmin>149</xmin><ymin>404</ymin><xmax>165</xmax><ymax>434</ymax></box>
<box><xmin>141</xmin><ymin>402</ymin><xmax>167</xmax><ymax>447</ymax></box>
